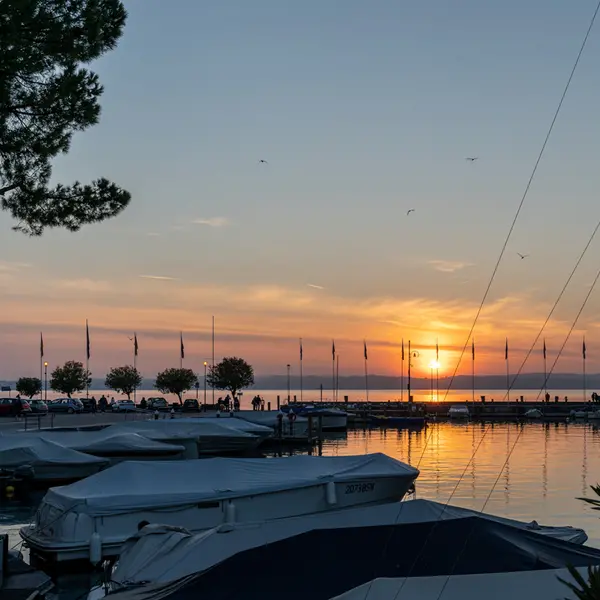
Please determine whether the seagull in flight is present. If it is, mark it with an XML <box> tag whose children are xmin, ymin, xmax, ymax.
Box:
<box><xmin>517</xmin><ymin>253</ymin><xmax>529</xmax><ymax>260</ymax></box>
<box><xmin>465</xmin><ymin>157</ymin><xmax>478</xmax><ymax>162</ymax></box>
<box><xmin>258</xmin><ymin>159</ymin><xmax>268</xmax><ymax>164</ymax></box>
<box><xmin>406</xmin><ymin>209</ymin><xmax>415</xmax><ymax>216</ymax></box>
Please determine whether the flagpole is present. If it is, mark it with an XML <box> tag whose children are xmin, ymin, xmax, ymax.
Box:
<box><xmin>133</xmin><ymin>333</ymin><xmax>137</xmax><ymax>406</ymax></box>
<box><xmin>332</xmin><ymin>340</ymin><xmax>336</xmax><ymax>403</ymax></box>
<box><xmin>336</xmin><ymin>354</ymin><xmax>340</xmax><ymax>403</ymax></box>
<box><xmin>299</xmin><ymin>338</ymin><xmax>303</xmax><ymax>403</ymax></box>
<box><xmin>543</xmin><ymin>339</ymin><xmax>547</xmax><ymax>400</ymax></box>
<box><xmin>505</xmin><ymin>338</ymin><xmax>509</xmax><ymax>406</ymax></box>
<box><xmin>364</xmin><ymin>341</ymin><xmax>369</xmax><ymax>403</ymax></box>
<box><xmin>436</xmin><ymin>338</ymin><xmax>439</xmax><ymax>402</ymax></box>
<box><xmin>407</xmin><ymin>340</ymin><xmax>411</xmax><ymax>402</ymax></box>
<box><xmin>40</xmin><ymin>332</ymin><xmax>43</xmax><ymax>402</ymax></box>
<box><xmin>86</xmin><ymin>320</ymin><xmax>90</xmax><ymax>399</ymax></box>
<box><xmin>583</xmin><ymin>336</ymin><xmax>587</xmax><ymax>403</ymax></box>
<box><xmin>212</xmin><ymin>316</ymin><xmax>215</xmax><ymax>406</ymax></box>
<box><xmin>472</xmin><ymin>338</ymin><xmax>475</xmax><ymax>408</ymax></box>
<box><xmin>401</xmin><ymin>339</ymin><xmax>404</xmax><ymax>403</ymax></box>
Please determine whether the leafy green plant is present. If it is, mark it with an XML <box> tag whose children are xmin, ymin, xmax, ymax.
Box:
<box><xmin>558</xmin><ymin>564</ymin><xmax>600</xmax><ymax>599</ymax></box>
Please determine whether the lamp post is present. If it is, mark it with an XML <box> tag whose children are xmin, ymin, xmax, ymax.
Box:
<box><xmin>287</xmin><ymin>364</ymin><xmax>291</xmax><ymax>403</ymax></box>
<box><xmin>203</xmin><ymin>361</ymin><xmax>207</xmax><ymax>407</ymax></box>
<box><xmin>44</xmin><ymin>362</ymin><xmax>48</xmax><ymax>401</ymax></box>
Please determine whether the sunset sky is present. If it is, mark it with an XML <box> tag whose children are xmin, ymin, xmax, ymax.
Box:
<box><xmin>2</xmin><ymin>0</ymin><xmax>600</xmax><ymax>379</ymax></box>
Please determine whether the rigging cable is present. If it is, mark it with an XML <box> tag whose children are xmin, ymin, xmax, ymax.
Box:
<box><xmin>368</xmin><ymin>2</ymin><xmax>600</xmax><ymax>599</ymax></box>
<box><xmin>441</xmin><ymin>0</ymin><xmax>600</xmax><ymax>402</ymax></box>
<box><xmin>501</xmin><ymin>216</ymin><xmax>600</xmax><ymax>400</ymax></box>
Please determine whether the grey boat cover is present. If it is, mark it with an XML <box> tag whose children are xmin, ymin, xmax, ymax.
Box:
<box><xmin>104</xmin><ymin>420</ymin><xmax>261</xmax><ymax>441</ymax></box>
<box><xmin>0</xmin><ymin>436</ymin><xmax>108</xmax><ymax>469</ymax></box>
<box><xmin>104</xmin><ymin>498</ymin><xmax>600</xmax><ymax>600</ymax></box>
<box><xmin>330</xmin><ymin>569</ymin><xmax>588</xmax><ymax>600</ymax></box>
<box><xmin>110</xmin><ymin>499</ymin><xmax>588</xmax><ymax>586</ymax></box>
<box><xmin>16</xmin><ymin>431</ymin><xmax>185</xmax><ymax>456</ymax></box>
<box><xmin>42</xmin><ymin>453</ymin><xmax>417</xmax><ymax>515</ymax></box>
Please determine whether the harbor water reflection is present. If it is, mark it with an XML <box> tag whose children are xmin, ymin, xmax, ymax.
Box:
<box><xmin>1</xmin><ymin>420</ymin><xmax>600</xmax><ymax>598</ymax></box>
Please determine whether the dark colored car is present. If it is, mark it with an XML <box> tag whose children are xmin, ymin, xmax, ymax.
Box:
<box><xmin>47</xmin><ymin>398</ymin><xmax>83</xmax><ymax>414</ymax></box>
<box><xmin>0</xmin><ymin>397</ymin><xmax>31</xmax><ymax>417</ymax></box>
<box><xmin>183</xmin><ymin>399</ymin><xmax>200</xmax><ymax>412</ymax></box>
<box><xmin>29</xmin><ymin>399</ymin><xmax>48</xmax><ymax>414</ymax></box>
<box><xmin>147</xmin><ymin>397</ymin><xmax>168</xmax><ymax>411</ymax></box>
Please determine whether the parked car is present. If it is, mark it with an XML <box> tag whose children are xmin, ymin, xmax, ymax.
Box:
<box><xmin>112</xmin><ymin>399</ymin><xmax>136</xmax><ymax>412</ymax></box>
<box><xmin>47</xmin><ymin>398</ymin><xmax>83</xmax><ymax>414</ymax></box>
<box><xmin>147</xmin><ymin>397</ymin><xmax>168</xmax><ymax>411</ymax></box>
<box><xmin>0</xmin><ymin>397</ymin><xmax>31</xmax><ymax>417</ymax></box>
<box><xmin>29</xmin><ymin>399</ymin><xmax>48</xmax><ymax>414</ymax></box>
<box><xmin>183</xmin><ymin>398</ymin><xmax>200</xmax><ymax>412</ymax></box>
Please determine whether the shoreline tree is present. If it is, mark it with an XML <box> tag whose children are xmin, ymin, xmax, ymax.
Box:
<box><xmin>50</xmin><ymin>361</ymin><xmax>91</xmax><ymax>398</ymax></box>
<box><xmin>16</xmin><ymin>377</ymin><xmax>42</xmax><ymax>399</ymax></box>
<box><xmin>155</xmin><ymin>368</ymin><xmax>198</xmax><ymax>404</ymax></box>
<box><xmin>207</xmin><ymin>357</ymin><xmax>254</xmax><ymax>401</ymax></box>
<box><xmin>105</xmin><ymin>365</ymin><xmax>142</xmax><ymax>400</ymax></box>
<box><xmin>0</xmin><ymin>0</ymin><xmax>131</xmax><ymax>235</ymax></box>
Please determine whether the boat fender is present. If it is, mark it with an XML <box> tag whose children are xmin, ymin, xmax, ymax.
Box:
<box><xmin>225</xmin><ymin>501</ymin><xmax>236</xmax><ymax>524</ymax></box>
<box><xmin>325</xmin><ymin>481</ymin><xmax>337</xmax><ymax>505</ymax></box>
<box><xmin>89</xmin><ymin>532</ymin><xmax>102</xmax><ymax>566</ymax></box>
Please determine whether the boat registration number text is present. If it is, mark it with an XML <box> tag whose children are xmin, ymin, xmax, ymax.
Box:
<box><xmin>344</xmin><ymin>482</ymin><xmax>375</xmax><ymax>494</ymax></box>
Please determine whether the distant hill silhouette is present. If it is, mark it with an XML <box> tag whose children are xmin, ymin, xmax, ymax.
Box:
<box><xmin>2</xmin><ymin>372</ymin><xmax>596</xmax><ymax>392</ymax></box>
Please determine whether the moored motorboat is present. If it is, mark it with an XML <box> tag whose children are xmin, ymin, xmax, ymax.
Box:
<box><xmin>523</xmin><ymin>408</ymin><xmax>543</xmax><ymax>419</ymax></box>
<box><xmin>448</xmin><ymin>404</ymin><xmax>470</xmax><ymax>419</ymax></box>
<box><xmin>105</xmin><ymin>420</ymin><xmax>263</xmax><ymax>456</ymax></box>
<box><xmin>0</xmin><ymin>437</ymin><xmax>108</xmax><ymax>486</ymax></box>
<box><xmin>22</xmin><ymin>453</ymin><xmax>418</xmax><ymax>564</ymax></box>
<box><xmin>282</xmin><ymin>405</ymin><xmax>348</xmax><ymax>431</ymax></box>
<box><xmin>98</xmin><ymin>499</ymin><xmax>593</xmax><ymax>600</ymax></box>
<box><xmin>18</xmin><ymin>431</ymin><xmax>185</xmax><ymax>464</ymax></box>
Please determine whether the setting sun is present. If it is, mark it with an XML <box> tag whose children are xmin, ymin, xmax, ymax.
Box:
<box><xmin>429</xmin><ymin>360</ymin><xmax>441</xmax><ymax>370</ymax></box>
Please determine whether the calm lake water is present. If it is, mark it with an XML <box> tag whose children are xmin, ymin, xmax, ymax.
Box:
<box><xmin>1</xmin><ymin>420</ymin><xmax>600</xmax><ymax>598</ymax></box>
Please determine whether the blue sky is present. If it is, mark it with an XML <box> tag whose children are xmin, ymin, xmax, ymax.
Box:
<box><xmin>1</xmin><ymin>0</ymin><xmax>600</xmax><ymax>378</ymax></box>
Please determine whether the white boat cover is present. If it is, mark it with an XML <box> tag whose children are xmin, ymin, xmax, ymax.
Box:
<box><xmin>329</xmin><ymin>569</ymin><xmax>587</xmax><ymax>600</ymax></box>
<box><xmin>43</xmin><ymin>453</ymin><xmax>416</xmax><ymax>516</ymax></box>
<box><xmin>104</xmin><ymin>420</ymin><xmax>260</xmax><ymax>441</ymax></box>
<box><xmin>14</xmin><ymin>431</ymin><xmax>185</xmax><ymax>455</ymax></box>
<box><xmin>0</xmin><ymin>436</ymin><xmax>108</xmax><ymax>469</ymax></box>
<box><xmin>179</xmin><ymin>416</ymin><xmax>273</xmax><ymax>437</ymax></box>
<box><xmin>110</xmin><ymin>499</ymin><xmax>588</xmax><ymax>586</ymax></box>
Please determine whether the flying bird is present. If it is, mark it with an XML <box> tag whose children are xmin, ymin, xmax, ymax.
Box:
<box><xmin>258</xmin><ymin>159</ymin><xmax>268</xmax><ymax>164</ymax></box>
<box><xmin>465</xmin><ymin>157</ymin><xmax>478</xmax><ymax>162</ymax></box>
<box><xmin>517</xmin><ymin>253</ymin><xmax>529</xmax><ymax>260</ymax></box>
<box><xmin>407</xmin><ymin>209</ymin><xmax>415</xmax><ymax>216</ymax></box>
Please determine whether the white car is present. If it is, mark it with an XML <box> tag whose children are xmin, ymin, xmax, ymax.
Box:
<box><xmin>112</xmin><ymin>399</ymin><xmax>136</xmax><ymax>412</ymax></box>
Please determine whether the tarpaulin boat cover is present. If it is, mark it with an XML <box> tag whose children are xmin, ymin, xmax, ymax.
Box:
<box><xmin>178</xmin><ymin>417</ymin><xmax>274</xmax><ymax>437</ymax></box>
<box><xmin>104</xmin><ymin>420</ymin><xmax>260</xmax><ymax>440</ymax></box>
<box><xmin>42</xmin><ymin>453</ymin><xmax>417</xmax><ymax>515</ymax></box>
<box><xmin>0</xmin><ymin>436</ymin><xmax>108</xmax><ymax>468</ymax></box>
<box><xmin>108</xmin><ymin>506</ymin><xmax>600</xmax><ymax>600</ymax></box>
<box><xmin>111</xmin><ymin>499</ymin><xmax>588</xmax><ymax>586</ymax></box>
<box><xmin>330</xmin><ymin>570</ymin><xmax>589</xmax><ymax>600</ymax></box>
<box><xmin>15</xmin><ymin>431</ymin><xmax>185</xmax><ymax>455</ymax></box>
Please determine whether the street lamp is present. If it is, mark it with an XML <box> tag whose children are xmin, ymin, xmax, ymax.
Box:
<box><xmin>44</xmin><ymin>362</ymin><xmax>48</xmax><ymax>401</ymax></box>
<box><xmin>287</xmin><ymin>364</ymin><xmax>291</xmax><ymax>403</ymax></box>
<box><xmin>203</xmin><ymin>361</ymin><xmax>208</xmax><ymax>408</ymax></box>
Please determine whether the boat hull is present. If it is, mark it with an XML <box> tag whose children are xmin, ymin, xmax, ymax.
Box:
<box><xmin>21</xmin><ymin>475</ymin><xmax>415</xmax><ymax>564</ymax></box>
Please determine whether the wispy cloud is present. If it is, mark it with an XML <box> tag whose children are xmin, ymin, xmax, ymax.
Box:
<box><xmin>0</xmin><ymin>261</ymin><xmax>32</xmax><ymax>272</ymax></box>
<box><xmin>428</xmin><ymin>260</ymin><xmax>473</xmax><ymax>273</ymax></box>
<box><xmin>146</xmin><ymin>232</ymin><xmax>161</xmax><ymax>237</ymax></box>
<box><xmin>139</xmin><ymin>275</ymin><xmax>177</xmax><ymax>281</ymax></box>
<box><xmin>192</xmin><ymin>217</ymin><xmax>230</xmax><ymax>228</ymax></box>
<box><xmin>307</xmin><ymin>283</ymin><xmax>325</xmax><ymax>290</ymax></box>
<box><xmin>55</xmin><ymin>279</ymin><xmax>112</xmax><ymax>293</ymax></box>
